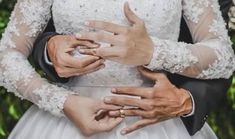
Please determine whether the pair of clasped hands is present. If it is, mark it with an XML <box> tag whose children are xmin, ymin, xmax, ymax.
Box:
<box><xmin>50</xmin><ymin>2</ymin><xmax>192</xmax><ymax>136</ymax></box>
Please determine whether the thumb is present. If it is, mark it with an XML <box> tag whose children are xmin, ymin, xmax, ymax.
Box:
<box><xmin>97</xmin><ymin>117</ymin><xmax>123</xmax><ymax>132</ymax></box>
<box><xmin>137</xmin><ymin>66</ymin><xmax>166</xmax><ymax>81</ymax></box>
<box><xmin>124</xmin><ymin>2</ymin><xmax>142</xmax><ymax>25</ymax></box>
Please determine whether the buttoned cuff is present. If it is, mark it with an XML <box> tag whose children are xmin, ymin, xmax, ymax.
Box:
<box><xmin>182</xmin><ymin>90</ymin><xmax>195</xmax><ymax>117</ymax></box>
<box><xmin>44</xmin><ymin>42</ymin><xmax>53</xmax><ymax>66</ymax></box>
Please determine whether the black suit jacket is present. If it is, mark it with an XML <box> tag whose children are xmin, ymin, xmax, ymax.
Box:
<box><xmin>32</xmin><ymin>0</ymin><xmax>233</xmax><ymax>136</ymax></box>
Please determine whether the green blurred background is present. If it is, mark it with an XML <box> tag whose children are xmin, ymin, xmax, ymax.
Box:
<box><xmin>0</xmin><ymin>0</ymin><xmax>235</xmax><ymax>139</ymax></box>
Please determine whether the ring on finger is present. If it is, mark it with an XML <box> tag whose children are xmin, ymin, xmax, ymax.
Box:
<box><xmin>120</xmin><ymin>109</ymin><xmax>125</xmax><ymax>118</ymax></box>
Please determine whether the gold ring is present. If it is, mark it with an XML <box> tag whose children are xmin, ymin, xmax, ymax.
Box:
<box><xmin>120</xmin><ymin>109</ymin><xmax>125</xmax><ymax>118</ymax></box>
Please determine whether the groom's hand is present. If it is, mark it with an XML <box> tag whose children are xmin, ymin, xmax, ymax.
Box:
<box><xmin>47</xmin><ymin>35</ymin><xmax>105</xmax><ymax>77</ymax></box>
<box><xmin>76</xmin><ymin>2</ymin><xmax>154</xmax><ymax>66</ymax></box>
<box><xmin>104</xmin><ymin>67</ymin><xmax>193</xmax><ymax>135</ymax></box>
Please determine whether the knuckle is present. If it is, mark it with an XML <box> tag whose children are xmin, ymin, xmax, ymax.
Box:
<box><xmin>97</xmin><ymin>33</ymin><xmax>104</xmax><ymax>41</ymax></box>
<box><xmin>76</xmin><ymin>62</ymin><xmax>83</xmax><ymax>68</ymax></box>
<box><xmin>123</xmin><ymin>37</ymin><xmax>130</xmax><ymax>44</ymax></box>
<box><xmin>82</xmin><ymin>126</ymin><xmax>94</xmax><ymax>136</ymax></box>
<box><xmin>104</xmin><ymin>128</ymin><xmax>113</xmax><ymax>132</ymax></box>
<box><xmin>82</xmin><ymin>130</ymin><xmax>93</xmax><ymax>136</ymax></box>
<box><xmin>124</xmin><ymin>28</ymin><xmax>131</xmax><ymax>34</ymax></box>
<box><xmin>148</xmin><ymin>90</ymin><xmax>155</xmax><ymax>98</ymax></box>
<box><xmin>129</xmin><ymin>110</ymin><xmax>136</xmax><ymax>115</ymax></box>
<box><xmin>148</xmin><ymin>111</ymin><xmax>156</xmax><ymax>118</ymax></box>
<box><xmin>139</xmin><ymin>20</ymin><xmax>145</xmax><ymax>26</ymax></box>
<box><xmin>136</xmin><ymin>124</ymin><xmax>144</xmax><ymax>129</ymax></box>
<box><xmin>55</xmin><ymin>68</ymin><xmax>64</xmax><ymax>76</ymax></box>
<box><xmin>146</xmin><ymin>100</ymin><xmax>155</xmax><ymax>110</ymax></box>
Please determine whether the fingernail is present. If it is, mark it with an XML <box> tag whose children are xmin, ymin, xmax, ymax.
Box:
<box><xmin>93</xmin><ymin>44</ymin><xmax>99</xmax><ymax>48</ymax></box>
<box><xmin>111</xmin><ymin>88</ymin><xmax>117</xmax><ymax>93</ymax></box>
<box><xmin>75</xmin><ymin>33</ymin><xmax>82</xmax><ymax>38</ymax></box>
<box><xmin>84</xmin><ymin>21</ymin><xmax>90</xmax><ymax>26</ymax></box>
<box><xmin>101</xmin><ymin>59</ymin><xmax>105</xmax><ymax>63</ymax></box>
<box><xmin>104</xmin><ymin>97</ymin><xmax>112</xmax><ymax>103</ymax></box>
<box><xmin>100</xmin><ymin>65</ymin><xmax>105</xmax><ymax>69</ymax></box>
<box><xmin>121</xmin><ymin>130</ymin><xmax>127</xmax><ymax>135</ymax></box>
<box><xmin>79</xmin><ymin>49</ymin><xmax>85</xmax><ymax>53</ymax></box>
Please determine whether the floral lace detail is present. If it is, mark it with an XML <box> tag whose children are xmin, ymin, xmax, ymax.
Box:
<box><xmin>0</xmin><ymin>0</ymin><xmax>78</xmax><ymax>117</ymax></box>
<box><xmin>33</xmin><ymin>85</ymin><xmax>72</xmax><ymax>117</ymax></box>
<box><xmin>145</xmin><ymin>37</ymin><xmax>198</xmax><ymax>73</ymax></box>
<box><xmin>0</xmin><ymin>51</ymin><xmax>34</xmax><ymax>98</ymax></box>
<box><xmin>144</xmin><ymin>0</ymin><xmax>235</xmax><ymax>79</ymax></box>
<box><xmin>19</xmin><ymin>0</ymin><xmax>52</xmax><ymax>37</ymax></box>
<box><xmin>197</xmin><ymin>0</ymin><xmax>235</xmax><ymax>78</ymax></box>
<box><xmin>182</xmin><ymin>0</ymin><xmax>209</xmax><ymax>23</ymax></box>
<box><xmin>0</xmin><ymin>11</ymin><xmax>18</xmax><ymax>51</ymax></box>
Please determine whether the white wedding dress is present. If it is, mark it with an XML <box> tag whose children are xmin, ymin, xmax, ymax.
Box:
<box><xmin>0</xmin><ymin>0</ymin><xmax>235</xmax><ymax>139</ymax></box>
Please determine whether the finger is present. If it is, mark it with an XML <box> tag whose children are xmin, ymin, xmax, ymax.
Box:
<box><xmin>63</xmin><ymin>55</ymin><xmax>100</xmax><ymax>68</ymax></box>
<box><xmin>55</xmin><ymin>58</ymin><xmax>104</xmax><ymax>77</ymax></box>
<box><xmin>137</xmin><ymin>67</ymin><xmax>166</xmax><ymax>81</ymax></box>
<box><xmin>79</xmin><ymin>46</ymin><xmax>122</xmax><ymax>58</ymax></box>
<box><xmin>62</xmin><ymin>62</ymin><xmax>105</xmax><ymax>77</ymax></box>
<box><xmin>108</xmin><ymin>110</ymin><xmax>121</xmax><ymax>117</ymax></box>
<box><xmin>85</xmin><ymin>20</ymin><xmax>128</xmax><ymax>34</ymax></box>
<box><xmin>98</xmin><ymin>102</ymin><xmax>123</xmax><ymax>111</ymax></box>
<box><xmin>121</xmin><ymin>119</ymin><xmax>157</xmax><ymax>135</ymax></box>
<box><xmin>76</xmin><ymin>59</ymin><xmax>105</xmax><ymax>74</ymax></box>
<box><xmin>71</xmin><ymin>40</ymin><xmax>99</xmax><ymax>49</ymax></box>
<box><xmin>76</xmin><ymin>32</ymin><xmax>122</xmax><ymax>45</ymax></box>
<box><xmin>78</xmin><ymin>64</ymin><xmax>105</xmax><ymax>76</ymax></box>
<box><xmin>120</xmin><ymin>109</ymin><xmax>150</xmax><ymax>118</ymax></box>
<box><xmin>104</xmin><ymin>96</ymin><xmax>150</xmax><ymax>110</ymax></box>
<box><xmin>98</xmin><ymin>117</ymin><xmax>123</xmax><ymax>132</ymax></box>
<box><xmin>124</xmin><ymin>2</ymin><xmax>143</xmax><ymax>25</ymax></box>
<box><xmin>112</xmin><ymin>87</ymin><xmax>153</xmax><ymax>98</ymax></box>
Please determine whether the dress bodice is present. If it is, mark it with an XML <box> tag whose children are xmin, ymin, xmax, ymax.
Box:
<box><xmin>0</xmin><ymin>0</ymin><xmax>234</xmax><ymax>116</ymax></box>
<box><xmin>52</xmin><ymin>0</ymin><xmax>183</xmax><ymax>87</ymax></box>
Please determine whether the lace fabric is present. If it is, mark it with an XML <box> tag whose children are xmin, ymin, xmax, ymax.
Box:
<box><xmin>145</xmin><ymin>0</ymin><xmax>235</xmax><ymax>79</ymax></box>
<box><xmin>0</xmin><ymin>0</ymin><xmax>73</xmax><ymax>117</ymax></box>
<box><xmin>0</xmin><ymin>0</ymin><xmax>234</xmax><ymax>117</ymax></box>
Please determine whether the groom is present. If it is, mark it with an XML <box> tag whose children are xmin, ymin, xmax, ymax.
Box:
<box><xmin>32</xmin><ymin>0</ymin><xmax>233</xmax><ymax>136</ymax></box>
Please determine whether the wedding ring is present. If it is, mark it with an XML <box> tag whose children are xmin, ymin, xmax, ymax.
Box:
<box><xmin>120</xmin><ymin>109</ymin><xmax>125</xmax><ymax>118</ymax></box>
<box><xmin>92</xmin><ymin>48</ymin><xmax>97</xmax><ymax>55</ymax></box>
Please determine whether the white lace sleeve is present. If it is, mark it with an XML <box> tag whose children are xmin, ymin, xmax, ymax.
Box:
<box><xmin>0</xmin><ymin>0</ymin><xmax>74</xmax><ymax>116</ymax></box>
<box><xmin>145</xmin><ymin>0</ymin><xmax>235</xmax><ymax>79</ymax></box>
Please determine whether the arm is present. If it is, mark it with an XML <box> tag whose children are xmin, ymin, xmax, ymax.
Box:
<box><xmin>145</xmin><ymin>0</ymin><xmax>235</xmax><ymax>79</ymax></box>
<box><xmin>32</xmin><ymin>18</ymin><xmax>70</xmax><ymax>83</ymax></box>
<box><xmin>0</xmin><ymin>0</ymin><xmax>74</xmax><ymax>116</ymax></box>
<box><xmin>172</xmin><ymin>0</ymin><xmax>234</xmax><ymax>135</ymax></box>
<box><xmin>168</xmin><ymin>73</ymin><xmax>232</xmax><ymax>135</ymax></box>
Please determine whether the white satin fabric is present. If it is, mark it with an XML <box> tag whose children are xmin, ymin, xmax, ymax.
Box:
<box><xmin>9</xmin><ymin>87</ymin><xmax>217</xmax><ymax>139</ymax></box>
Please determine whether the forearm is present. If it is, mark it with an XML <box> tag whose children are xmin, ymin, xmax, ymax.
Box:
<box><xmin>32</xmin><ymin>32</ymin><xmax>70</xmax><ymax>83</ymax></box>
<box><xmin>168</xmin><ymin>73</ymin><xmax>232</xmax><ymax>135</ymax></box>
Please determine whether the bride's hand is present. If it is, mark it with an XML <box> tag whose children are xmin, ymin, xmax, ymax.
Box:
<box><xmin>76</xmin><ymin>2</ymin><xmax>154</xmax><ymax>66</ymax></box>
<box><xmin>63</xmin><ymin>95</ymin><xmax>123</xmax><ymax>136</ymax></box>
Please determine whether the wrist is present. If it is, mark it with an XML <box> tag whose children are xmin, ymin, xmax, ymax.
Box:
<box><xmin>63</xmin><ymin>95</ymin><xmax>77</xmax><ymax>115</ymax></box>
<box><xmin>47</xmin><ymin>35</ymin><xmax>60</xmax><ymax>62</ymax></box>
<box><xmin>178</xmin><ymin>88</ymin><xmax>193</xmax><ymax>116</ymax></box>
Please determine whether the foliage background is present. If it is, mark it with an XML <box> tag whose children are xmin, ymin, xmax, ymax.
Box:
<box><xmin>0</xmin><ymin>0</ymin><xmax>234</xmax><ymax>139</ymax></box>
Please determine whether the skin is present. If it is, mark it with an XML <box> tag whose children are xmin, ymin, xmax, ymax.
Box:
<box><xmin>48</xmin><ymin>2</ymin><xmax>192</xmax><ymax>136</ymax></box>
<box><xmin>105</xmin><ymin>67</ymin><xmax>192</xmax><ymax>135</ymax></box>
<box><xmin>47</xmin><ymin>35</ymin><xmax>105</xmax><ymax>77</ymax></box>
<box><xmin>63</xmin><ymin>95</ymin><xmax>123</xmax><ymax>136</ymax></box>
<box><xmin>76</xmin><ymin>2</ymin><xmax>154</xmax><ymax>66</ymax></box>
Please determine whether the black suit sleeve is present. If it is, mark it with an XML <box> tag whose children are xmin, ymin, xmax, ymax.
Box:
<box><xmin>31</xmin><ymin>0</ymin><xmax>233</xmax><ymax>135</ymax></box>
<box><xmin>175</xmin><ymin>0</ymin><xmax>234</xmax><ymax>136</ymax></box>
<box><xmin>32</xmin><ymin>18</ymin><xmax>69</xmax><ymax>83</ymax></box>
<box><xmin>168</xmin><ymin>74</ymin><xmax>232</xmax><ymax>136</ymax></box>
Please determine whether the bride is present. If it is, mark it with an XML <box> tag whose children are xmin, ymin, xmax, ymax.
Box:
<box><xmin>0</xmin><ymin>0</ymin><xmax>235</xmax><ymax>139</ymax></box>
